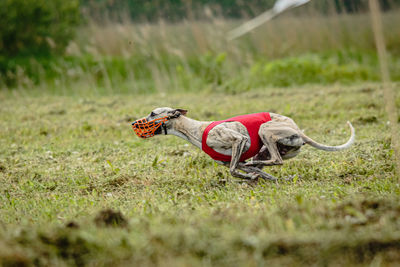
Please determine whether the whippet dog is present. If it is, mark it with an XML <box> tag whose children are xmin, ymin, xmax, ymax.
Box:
<box><xmin>132</xmin><ymin>107</ymin><xmax>355</xmax><ymax>181</ymax></box>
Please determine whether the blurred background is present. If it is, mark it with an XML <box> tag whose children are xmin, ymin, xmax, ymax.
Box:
<box><xmin>1</xmin><ymin>0</ymin><xmax>400</xmax><ymax>94</ymax></box>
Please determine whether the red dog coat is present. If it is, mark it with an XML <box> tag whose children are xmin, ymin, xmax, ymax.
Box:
<box><xmin>202</xmin><ymin>112</ymin><xmax>271</xmax><ymax>162</ymax></box>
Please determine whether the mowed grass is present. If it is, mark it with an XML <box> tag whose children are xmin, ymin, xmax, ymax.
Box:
<box><xmin>0</xmin><ymin>84</ymin><xmax>400</xmax><ymax>266</ymax></box>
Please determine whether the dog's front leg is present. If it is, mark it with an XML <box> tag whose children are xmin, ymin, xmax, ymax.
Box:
<box><xmin>224</xmin><ymin>130</ymin><xmax>259</xmax><ymax>180</ymax></box>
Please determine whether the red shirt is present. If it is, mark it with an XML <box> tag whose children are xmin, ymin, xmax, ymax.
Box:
<box><xmin>202</xmin><ymin>112</ymin><xmax>271</xmax><ymax>162</ymax></box>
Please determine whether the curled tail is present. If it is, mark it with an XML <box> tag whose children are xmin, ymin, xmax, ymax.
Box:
<box><xmin>301</xmin><ymin>121</ymin><xmax>355</xmax><ymax>151</ymax></box>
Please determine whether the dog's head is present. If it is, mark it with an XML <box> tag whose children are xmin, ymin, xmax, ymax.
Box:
<box><xmin>132</xmin><ymin>107</ymin><xmax>188</xmax><ymax>138</ymax></box>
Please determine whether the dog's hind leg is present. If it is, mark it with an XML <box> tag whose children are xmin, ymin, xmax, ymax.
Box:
<box><xmin>245</xmin><ymin>125</ymin><xmax>302</xmax><ymax>167</ymax></box>
<box><xmin>244</xmin><ymin>140</ymin><xmax>283</xmax><ymax>167</ymax></box>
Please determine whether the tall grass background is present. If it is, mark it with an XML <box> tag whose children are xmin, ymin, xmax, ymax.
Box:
<box><xmin>1</xmin><ymin>6</ymin><xmax>400</xmax><ymax>94</ymax></box>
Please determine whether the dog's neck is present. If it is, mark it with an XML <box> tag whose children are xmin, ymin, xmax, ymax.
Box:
<box><xmin>168</xmin><ymin>116</ymin><xmax>211</xmax><ymax>149</ymax></box>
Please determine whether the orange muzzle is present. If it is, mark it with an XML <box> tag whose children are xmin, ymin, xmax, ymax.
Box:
<box><xmin>132</xmin><ymin>116</ymin><xmax>169</xmax><ymax>138</ymax></box>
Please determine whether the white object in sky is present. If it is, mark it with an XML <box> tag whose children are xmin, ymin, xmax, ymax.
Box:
<box><xmin>227</xmin><ymin>0</ymin><xmax>310</xmax><ymax>40</ymax></box>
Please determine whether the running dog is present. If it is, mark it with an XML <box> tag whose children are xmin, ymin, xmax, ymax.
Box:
<box><xmin>132</xmin><ymin>108</ymin><xmax>355</xmax><ymax>181</ymax></box>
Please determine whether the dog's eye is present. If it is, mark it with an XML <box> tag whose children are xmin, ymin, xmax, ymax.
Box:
<box><xmin>150</xmin><ymin>112</ymin><xmax>156</xmax><ymax>117</ymax></box>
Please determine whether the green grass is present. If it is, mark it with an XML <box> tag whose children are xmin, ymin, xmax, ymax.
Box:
<box><xmin>2</xmin><ymin>50</ymin><xmax>400</xmax><ymax>95</ymax></box>
<box><xmin>1</xmin><ymin>84</ymin><xmax>399</xmax><ymax>265</ymax></box>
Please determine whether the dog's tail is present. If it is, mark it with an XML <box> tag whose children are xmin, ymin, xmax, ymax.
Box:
<box><xmin>301</xmin><ymin>121</ymin><xmax>355</xmax><ymax>151</ymax></box>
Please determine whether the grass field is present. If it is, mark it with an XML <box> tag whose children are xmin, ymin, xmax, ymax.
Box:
<box><xmin>1</xmin><ymin>83</ymin><xmax>400</xmax><ymax>266</ymax></box>
<box><xmin>1</xmin><ymin>6</ymin><xmax>400</xmax><ymax>266</ymax></box>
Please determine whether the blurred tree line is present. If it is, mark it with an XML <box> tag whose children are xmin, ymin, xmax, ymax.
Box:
<box><xmin>0</xmin><ymin>0</ymin><xmax>80</xmax><ymax>57</ymax></box>
<box><xmin>0</xmin><ymin>0</ymin><xmax>399</xmax><ymax>58</ymax></box>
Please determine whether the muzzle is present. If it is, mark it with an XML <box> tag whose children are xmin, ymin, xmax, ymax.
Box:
<box><xmin>132</xmin><ymin>116</ymin><xmax>169</xmax><ymax>138</ymax></box>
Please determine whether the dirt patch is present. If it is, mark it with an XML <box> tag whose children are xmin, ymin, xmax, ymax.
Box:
<box><xmin>360</xmin><ymin>199</ymin><xmax>380</xmax><ymax>210</ymax></box>
<box><xmin>0</xmin><ymin>244</ymin><xmax>31</xmax><ymax>267</ymax></box>
<box><xmin>94</xmin><ymin>209</ymin><xmax>128</xmax><ymax>228</ymax></box>
<box><xmin>337</xmin><ymin>199</ymin><xmax>397</xmax><ymax>215</ymax></box>
<box><xmin>39</xmin><ymin>231</ymin><xmax>91</xmax><ymax>266</ymax></box>
<box><xmin>107</xmin><ymin>176</ymin><xmax>129</xmax><ymax>187</ymax></box>
<box><xmin>356</xmin><ymin>116</ymin><xmax>378</xmax><ymax>124</ymax></box>
<box><xmin>238</xmin><ymin>236</ymin><xmax>400</xmax><ymax>265</ymax></box>
<box><xmin>334</xmin><ymin>199</ymin><xmax>400</xmax><ymax>228</ymax></box>
<box><xmin>65</xmin><ymin>221</ymin><xmax>80</xmax><ymax>229</ymax></box>
<box><xmin>39</xmin><ymin>129</ymin><xmax>49</xmax><ymax>136</ymax></box>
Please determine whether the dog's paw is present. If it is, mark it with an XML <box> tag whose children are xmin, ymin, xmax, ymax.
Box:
<box><xmin>250</xmin><ymin>173</ymin><xmax>260</xmax><ymax>180</ymax></box>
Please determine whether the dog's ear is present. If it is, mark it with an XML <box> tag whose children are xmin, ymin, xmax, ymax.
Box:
<box><xmin>168</xmin><ymin>109</ymin><xmax>188</xmax><ymax>119</ymax></box>
<box><xmin>176</xmin><ymin>109</ymin><xmax>187</xmax><ymax>116</ymax></box>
